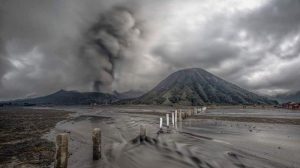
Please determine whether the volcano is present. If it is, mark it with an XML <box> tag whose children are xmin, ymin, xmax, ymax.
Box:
<box><xmin>133</xmin><ymin>68</ymin><xmax>277</xmax><ymax>105</ymax></box>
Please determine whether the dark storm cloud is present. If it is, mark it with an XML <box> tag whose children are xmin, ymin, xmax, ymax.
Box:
<box><xmin>231</xmin><ymin>0</ymin><xmax>300</xmax><ymax>93</ymax></box>
<box><xmin>235</xmin><ymin>0</ymin><xmax>300</xmax><ymax>61</ymax></box>
<box><xmin>0</xmin><ymin>38</ymin><xmax>10</xmax><ymax>86</ymax></box>
<box><xmin>0</xmin><ymin>6</ymin><xmax>11</xmax><ymax>87</ymax></box>
<box><xmin>1</xmin><ymin>0</ymin><xmax>300</xmax><ymax>100</ymax></box>
<box><xmin>151</xmin><ymin>0</ymin><xmax>300</xmax><ymax>95</ymax></box>
<box><xmin>238</xmin><ymin>0</ymin><xmax>300</xmax><ymax>40</ymax></box>
<box><xmin>0</xmin><ymin>0</ymin><xmax>83</xmax><ymax>99</ymax></box>
<box><xmin>153</xmin><ymin>39</ymin><xmax>241</xmax><ymax>69</ymax></box>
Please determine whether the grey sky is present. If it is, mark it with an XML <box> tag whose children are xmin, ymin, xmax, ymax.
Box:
<box><xmin>0</xmin><ymin>0</ymin><xmax>299</xmax><ymax>100</ymax></box>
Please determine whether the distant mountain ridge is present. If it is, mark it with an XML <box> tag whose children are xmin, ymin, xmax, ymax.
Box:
<box><xmin>3</xmin><ymin>90</ymin><xmax>117</xmax><ymax>106</ymax></box>
<box><xmin>1</xmin><ymin>68</ymin><xmax>277</xmax><ymax>106</ymax></box>
<box><xmin>129</xmin><ymin>68</ymin><xmax>277</xmax><ymax>105</ymax></box>
<box><xmin>1</xmin><ymin>89</ymin><xmax>143</xmax><ymax>106</ymax></box>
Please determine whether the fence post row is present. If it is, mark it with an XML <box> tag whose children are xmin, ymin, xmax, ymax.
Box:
<box><xmin>54</xmin><ymin>107</ymin><xmax>202</xmax><ymax>167</ymax></box>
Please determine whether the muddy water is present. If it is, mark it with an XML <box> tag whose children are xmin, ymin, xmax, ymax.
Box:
<box><xmin>45</xmin><ymin>106</ymin><xmax>300</xmax><ymax>168</ymax></box>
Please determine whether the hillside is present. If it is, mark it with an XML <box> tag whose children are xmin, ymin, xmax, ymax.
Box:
<box><xmin>113</xmin><ymin>90</ymin><xmax>144</xmax><ymax>100</ymax></box>
<box><xmin>132</xmin><ymin>68</ymin><xmax>277</xmax><ymax>105</ymax></box>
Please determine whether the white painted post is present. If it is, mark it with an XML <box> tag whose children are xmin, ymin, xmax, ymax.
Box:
<box><xmin>166</xmin><ymin>114</ymin><xmax>169</xmax><ymax>127</ymax></box>
<box><xmin>171</xmin><ymin>112</ymin><xmax>175</xmax><ymax>126</ymax></box>
<box><xmin>160</xmin><ymin>117</ymin><xmax>163</xmax><ymax>129</ymax></box>
<box><xmin>175</xmin><ymin>110</ymin><xmax>178</xmax><ymax>123</ymax></box>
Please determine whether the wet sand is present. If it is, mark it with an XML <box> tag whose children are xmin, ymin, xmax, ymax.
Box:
<box><xmin>45</xmin><ymin>106</ymin><xmax>300</xmax><ymax>168</ymax></box>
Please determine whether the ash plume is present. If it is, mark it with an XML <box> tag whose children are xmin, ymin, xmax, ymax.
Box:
<box><xmin>81</xmin><ymin>7</ymin><xmax>141</xmax><ymax>92</ymax></box>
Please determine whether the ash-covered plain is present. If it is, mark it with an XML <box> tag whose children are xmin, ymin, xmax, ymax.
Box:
<box><xmin>42</xmin><ymin>105</ymin><xmax>300</xmax><ymax>168</ymax></box>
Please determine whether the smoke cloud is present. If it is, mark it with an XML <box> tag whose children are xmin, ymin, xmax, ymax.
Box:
<box><xmin>81</xmin><ymin>7</ymin><xmax>141</xmax><ymax>92</ymax></box>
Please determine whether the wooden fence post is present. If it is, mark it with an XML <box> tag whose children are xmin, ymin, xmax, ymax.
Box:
<box><xmin>92</xmin><ymin>128</ymin><xmax>101</xmax><ymax>160</ymax></box>
<box><xmin>55</xmin><ymin>134</ymin><xmax>68</xmax><ymax>168</ymax></box>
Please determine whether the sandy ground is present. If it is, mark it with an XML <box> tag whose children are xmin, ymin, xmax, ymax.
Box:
<box><xmin>0</xmin><ymin>108</ymin><xmax>72</xmax><ymax>168</ymax></box>
<box><xmin>190</xmin><ymin>115</ymin><xmax>300</xmax><ymax>125</ymax></box>
<box><xmin>43</xmin><ymin>106</ymin><xmax>300</xmax><ymax>168</ymax></box>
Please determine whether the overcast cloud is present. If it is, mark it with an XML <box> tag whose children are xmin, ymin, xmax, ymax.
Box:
<box><xmin>0</xmin><ymin>0</ymin><xmax>300</xmax><ymax>100</ymax></box>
